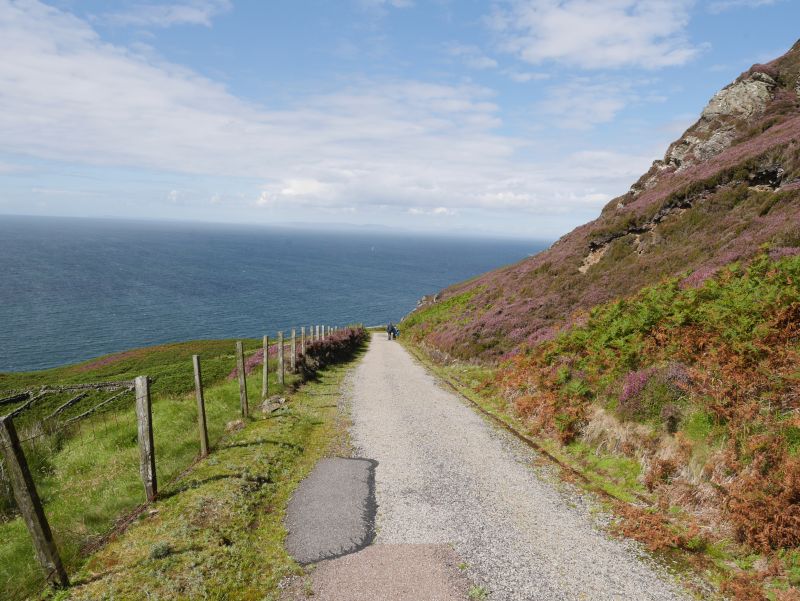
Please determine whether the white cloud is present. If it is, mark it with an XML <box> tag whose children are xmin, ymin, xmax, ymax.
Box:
<box><xmin>505</xmin><ymin>69</ymin><xmax>550</xmax><ymax>83</ymax></box>
<box><xmin>0</xmin><ymin>1</ymin><xmax>658</xmax><ymax>224</ymax></box>
<box><xmin>409</xmin><ymin>207</ymin><xmax>458</xmax><ymax>216</ymax></box>
<box><xmin>539</xmin><ymin>79</ymin><xmax>634</xmax><ymax>129</ymax></box>
<box><xmin>708</xmin><ymin>0</ymin><xmax>780</xmax><ymax>13</ymax></box>
<box><xmin>446</xmin><ymin>43</ymin><xmax>499</xmax><ymax>70</ymax></box>
<box><xmin>489</xmin><ymin>0</ymin><xmax>700</xmax><ymax>69</ymax></box>
<box><xmin>100</xmin><ymin>0</ymin><xmax>231</xmax><ymax>28</ymax></box>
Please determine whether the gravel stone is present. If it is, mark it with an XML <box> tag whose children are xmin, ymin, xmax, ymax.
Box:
<box><xmin>349</xmin><ymin>335</ymin><xmax>691</xmax><ymax>601</ymax></box>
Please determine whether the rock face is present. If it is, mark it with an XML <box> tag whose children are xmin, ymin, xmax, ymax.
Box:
<box><xmin>660</xmin><ymin>72</ymin><xmax>777</xmax><ymax>175</ymax></box>
<box><xmin>404</xmin><ymin>40</ymin><xmax>800</xmax><ymax>362</ymax></box>
<box><xmin>702</xmin><ymin>72</ymin><xmax>776</xmax><ymax>120</ymax></box>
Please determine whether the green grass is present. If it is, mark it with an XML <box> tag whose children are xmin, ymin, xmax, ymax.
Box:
<box><xmin>565</xmin><ymin>441</ymin><xmax>645</xmax><ymax>501</ymax></box>
<box><xmin>0</xmin><ymin>338</ymin><xmax>264</xmax><ymax>399</ymax></box>
<box><xmin>57</xmin><ymin>359</ymin><xmax>356</xmax><ymax>601</ymax></box>
<box><xmin>401</xmin><ymin>286</ymin><xmax>483</xmax><ymax>336</ymax></box>
<box><xmin>0</xmin><ymin>339</ymin><xmax>303</xmax><ymax>601</ymax></box>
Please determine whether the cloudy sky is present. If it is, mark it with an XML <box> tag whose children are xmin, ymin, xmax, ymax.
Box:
<box><xmin>0</xmin><ymin>0</ymin><xmax>797</xmax><ymax>238</ymax></box>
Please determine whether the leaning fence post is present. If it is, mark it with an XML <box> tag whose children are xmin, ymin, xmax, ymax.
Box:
<box><xmin>236</xmin><ymin>341</ymin><xmax>249</xmax><ymax>417</ymax></box>
<box><xmin>135</xmin><ymin>375</ymin><xmax>157</xmax><ymax>502</ymax></box>
<box><xmin>192</xmin><ymin>356</ymin><xmax>209</xmax><ymax>458</ymax></box>
<box><xmin>301</xmin><ymin>326</ymin><xmax>306</xmax><ymax>355</ymax></box>
<box><xmin>0</xmin><ymin>416</ymin><xmax>69</xmax><ymax>589</ymax></box>
<box><xmin>278</xmin><ymin>331</ymin><xmax>285</xmax><ymax>384</ymax></box>
<box><xmin>291</xmin><ymin>328</ymin><xmax>297</xmax><ymax>372</ymax></box>
<box><xmin>262</xmin><ymin>335</ymin><xmax>269</xmax><ymax>399</ymax></box>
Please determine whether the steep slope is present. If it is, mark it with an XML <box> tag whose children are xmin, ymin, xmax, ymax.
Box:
<box><xmin>403</xmin><ymin>41</ymin><xmax>800</xmax><ymax>601</ymax></box>
<box><xmin>406</xmin><ymin>40</ymin><xmax>800</xmax><ymax>362</ymax></box>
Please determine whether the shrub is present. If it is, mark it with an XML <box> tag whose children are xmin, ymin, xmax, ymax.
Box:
<box><xmin>617</xmin><ymin>363</ymin><xmax>689</xmax><ymax>424</ymax></box>
<box><xmin>727</xmin><ymin>439</ymin><xmax>800</xmax><ymax>551</ymax></box>
<box><xmin>296</xmin><ymin>327</ymin><xmax>368</xmax><ymax>379</ymax></box>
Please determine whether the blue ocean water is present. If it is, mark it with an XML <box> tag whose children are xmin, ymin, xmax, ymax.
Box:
<box><xmin>0</xmin><ymin>216</ymin><xmax>545</xmax><ymax>372</ymax></box>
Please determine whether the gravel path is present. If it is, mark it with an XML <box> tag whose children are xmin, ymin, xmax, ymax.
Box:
<box><xmin>297</xmin><ymin>544</ymin><xmax>472</xmax><ymax>601</ymax></box>
<box><xmin>349</xmin><ymin>335</ymin><xmax>691</xmax><ymax>601</ymax></box>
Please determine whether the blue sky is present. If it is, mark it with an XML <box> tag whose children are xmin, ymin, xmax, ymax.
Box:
<box><xmin>0</xmin><ymin>0</ymin><xmax>797</xmax><ymax>239</ymax></box>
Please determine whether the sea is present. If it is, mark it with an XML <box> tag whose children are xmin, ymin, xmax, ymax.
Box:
<box><xmin>0</xmin><ymin>216</ymin><xmax>546</xmax><ymax>372</ymax></box>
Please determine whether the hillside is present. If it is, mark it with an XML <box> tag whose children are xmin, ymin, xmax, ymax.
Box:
<box><xmin>405</xmin><ymin>40</ymin><xmax>800</xmax><ymax>362</ymax></box>
<box><xmin>402</xmin><ymin>41</ymin><xmax>800</xmax><ymax>600</ymax></box>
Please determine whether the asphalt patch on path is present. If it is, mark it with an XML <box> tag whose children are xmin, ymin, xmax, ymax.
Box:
<box><xmin>285</xmin><ymin>457</ymin><xmax>377</xmax><ymax>565</ymax></box>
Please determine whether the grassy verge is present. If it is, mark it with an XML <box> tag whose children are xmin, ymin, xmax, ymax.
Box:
<box><xmin>400</xmin><ymin>343</ymin><xmax>654</xmax><ymax>504</ymax></box>
<box><xmin>401</xmin><ymin>253</ymin><xmax>800</xmax><ymax>600</ymax></box>
<box><xmin>399</xmin><ymin>342</ymin><xmax>715</xmax><ymax>592</ymax></box>
<box><xmin>0</xmin><ymin>339</ymin><xmax>298</xmax><ymax>600</ymax></box>
<box><xmin>52</xmin><ymin>355</ymin><xmax>359</xmax><ymax>601</ymax></box>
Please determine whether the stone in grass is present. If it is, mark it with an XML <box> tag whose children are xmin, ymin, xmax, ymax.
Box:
<box><xmin>149</xmin><ymin>542</ymin><xmax>173</xmax><ymax>560</ymax></box>
<box><xmin>260</xmin><ymin>396</ymin><xmax>287</xmax><ymax>415</ymax></box>
<box><xmin>225</xmin><ymin>419</ymin><xmax>245</xmax><ymax>433</ymax></box>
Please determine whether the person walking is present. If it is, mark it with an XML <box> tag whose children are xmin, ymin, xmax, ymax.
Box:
<box><xmin>387</xmin><ymin>322</ymin><xmax>395</xmax><ymax>340</ymax></box>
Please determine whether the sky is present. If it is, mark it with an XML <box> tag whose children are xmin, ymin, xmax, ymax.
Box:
<box><xmin>0</xmin><ymin>0</ymin><xmax>798</xmax><ymax>239</ymax></box>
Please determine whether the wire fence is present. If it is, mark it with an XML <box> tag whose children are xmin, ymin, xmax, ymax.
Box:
<box><xmin>0</xmin><ymin>324</ymin><xmax>354</xmax><ymax>600</ymax></box>
<box><xmin>0</xmin><ymin>381</ymin><xmax>139</xmax><ymax>600</ymax></box>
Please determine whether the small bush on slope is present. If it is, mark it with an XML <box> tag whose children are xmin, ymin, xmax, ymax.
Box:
<box><xmin>297</xmin><ymin>326</ymin><xmax>368</xmax><ymax>379</ymax></box>
<box><xmin>497</xmin><ymin>252</ymin><xmax>800</xmax><ymax>597</ymax></box>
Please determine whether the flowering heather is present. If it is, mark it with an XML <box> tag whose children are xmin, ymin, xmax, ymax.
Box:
<box><xmin>227</xmin><ymin>342</ymin><xmax>284</xmax><ymax>380</ymax></box>
<box><xmin>620</xmin><ymin>368</ymin><xmax>655</xmax><ymax>404</ymax></box>
<box><xmin>493</xmin><ymin>254</ymin><xmax>800</xmax><ymax>591</ymax></box>
<box><xmin>403</xmin><ymin>41</ymin><xmax>800</xmax><ymax>363</ymax></box>
<box><xmin>770</xmin><ymin>246</ymin><xmax>800</xmax><ymax>260</ymax></box>
<box><xmin>680</xmin><ymin>265</ymin><xmax>719</xmax><ymax>289</ymax></box>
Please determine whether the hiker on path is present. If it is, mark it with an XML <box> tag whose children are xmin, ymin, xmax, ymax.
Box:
<box><xmin>387</xmin><ymin>323</ymin><xmax>395</xmax><ymax>340</ymax></box>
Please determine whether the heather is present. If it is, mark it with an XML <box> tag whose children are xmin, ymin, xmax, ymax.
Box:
<box><xmin>404</xmin><ymin>41</ymin><xmax>800</xmax><ymax>363</ymax></box>
<box><xmin>497</xmin><ymin>253</ymin><xmax>800</xmax><ymax>599</ymax></box>
<box><xmin>224</xmin><ymin>326</ymin><xmax>369</xmax><ymax>382</ymax></box>
<box><xmin>296</xmin><ymin>326</ymin><xmax>368</xmax><ymax>379</ymax></box>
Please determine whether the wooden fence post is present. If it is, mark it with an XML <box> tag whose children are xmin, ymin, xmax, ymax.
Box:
<box><xmin>301</xmin><ymin>326</ymin><xmax>306</xmax><ymax>355</ymax></box>
<box><xmin>278</xmin><ymin>331</ymin><xmax>285</xmax><ymax>385</ymax></box>
<box><xmin>135</xmin><ymin>376</ymin><xmax>157</xmax><ymax>502</ymax></box>
<box><xmin>0</xmin><ymin>416</ymin><xmax>69</xmax><ymax>588</ymax></box>
<box><xmin>236</xmin><ymin>341</ymin><xmax>249</xmax><ymax>417</ymax></box>
<box><xmin>192</xmin><ymin>356</ymin><xmax>209</xmax><ymax>458</ymax></box>
<box><xmin>291</xmin><ymin>328</ymin><xmax>297</xmax><ymax>372</ymax></box>
<box><xmin>262</xmin><ymin>335</ymin><xmax>269</xmax><ymax>399</ymax></box>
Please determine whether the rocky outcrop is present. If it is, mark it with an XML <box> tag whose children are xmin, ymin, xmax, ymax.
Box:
<box><xmin>664</xmin><ymin>73</ymin><xmax>775</xmax><ymax>171</ymax></box>
<box><xmin>405</xmin><ymin>40</ymin><xmax>800</xmax><ymax>362</ymax></box>
<box><xmin>702</xmin><ymin>71</ymin><xmax>776</xmax><ymax>120</ymax></box>
<box><xmin>628</xmin><ymin>72</ymin><xmax>779</xmax><ymax>203</ymax></box>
